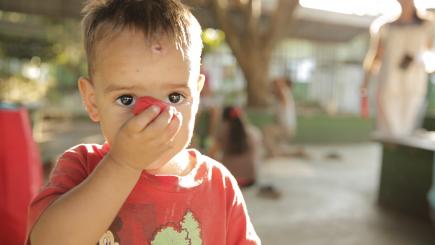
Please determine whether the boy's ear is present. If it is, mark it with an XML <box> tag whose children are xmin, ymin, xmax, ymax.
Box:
<box><xmin>197</xmin><ymin>74</ymin><xmax>205</xmax><ymax>93</ymax></box>
<box><xmin>78</xmin><ymin>77</ymin><xmax>100</xmax><ymax>122</ymax></box>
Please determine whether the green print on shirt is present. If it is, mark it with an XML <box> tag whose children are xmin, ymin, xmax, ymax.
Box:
<box><xmin>151</xmin><ymin>211</ymin><xmax>202</xmax><ymax>245</ymax></box>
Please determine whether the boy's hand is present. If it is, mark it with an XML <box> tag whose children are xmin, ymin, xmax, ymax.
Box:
<box><xmin>108</xmin><ymin>105</ymin><xmax>182</xmax><ymax>170</ymax></box>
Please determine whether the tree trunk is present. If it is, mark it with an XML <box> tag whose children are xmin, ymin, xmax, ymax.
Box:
<box><xmin>206</xmin><ymin>0</ymin><xmax>300</xmax><ymax>108</ymax></box>
<box><xmin>237</xmin><ymin>47</ymin><xmax>272</xmax><ymax>107</ymax></box>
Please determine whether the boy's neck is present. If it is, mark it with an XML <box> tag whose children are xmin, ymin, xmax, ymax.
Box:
<box><xmin>147</xmin><ymin>149</ymin><xmax>193</xmax><ymax>176</ymax></box>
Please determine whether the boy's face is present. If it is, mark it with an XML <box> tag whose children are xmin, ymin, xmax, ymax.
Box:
<box><xmin>79</xmin><ymin>29</ymin><xmax>203</xmax><ymax>159</ymax></box>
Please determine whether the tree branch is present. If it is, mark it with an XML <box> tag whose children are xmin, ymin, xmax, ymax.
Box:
<box><xmin>240</xmin><ymin>0</ymin><xmax>260</xmax><ymax>40</ymax></box>
<box><xmin>209</xmin><ymin>0</ymin><xmax>247</xmax><ymax>66</ymax></box>
<box><xmin>262</xmin><ymin>0</ymin><xmax>299</xmax><ymax>48</ymax></box>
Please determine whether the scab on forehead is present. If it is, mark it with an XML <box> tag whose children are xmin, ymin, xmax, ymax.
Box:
<box><xmin>148</xmin><ymin>33</ymin><xmax>169</xmax><ymax>55</ymax></box>
<box><xmin>147</xmin><ymin>34</ymin><xmax>186</xmax><ymax>60</ymax></box>
<box><xmin>151</xmin><ymin>43</ymin><xmax>164</xmax><ymax>54</ymax></box>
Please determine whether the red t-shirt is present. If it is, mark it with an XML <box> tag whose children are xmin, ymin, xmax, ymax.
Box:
<box><xmin>27</xmin><ymin>144</ymin><xmax>260</xmax><ymax>244</ymax></box>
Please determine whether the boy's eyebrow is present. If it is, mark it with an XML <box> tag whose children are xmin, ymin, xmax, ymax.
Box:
<box><xmin>104</xmin><ymin>84</ymin><xmax>143</xmax><ymax>94</ymax></box>
<box><xmin>163</xmin><ymin>82</ymin><xmax>190</xmax><ymax>90</ymax></box>
<box><xmin>104</xmin><ymin>82</ymin><xmax>190</xmax><ymax>94</ymax></box>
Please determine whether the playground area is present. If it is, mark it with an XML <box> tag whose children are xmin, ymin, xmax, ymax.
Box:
<box><xmin>36</xmin><ymin>117</ymin><xmax>435</xmax><ymax>244</ymax></box>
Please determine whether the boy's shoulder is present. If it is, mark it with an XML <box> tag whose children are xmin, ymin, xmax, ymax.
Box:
<box><xmin>191</xmin><ymin>149</ymin><xmax>223</xmax><ymax>170</ymax></box>
<box><xmin>56</xmin><ymin>143</ymin><xmax>109</xmax><ymax>173</ymax></box>
<box><xmin>189</xmin><ymin>149</ymin><xmax>238</xmax><ymax>185</ymax></box>
<box><xmin>63</xmin><ymin>142</ymin><xmax>108</xmax><ymax>155</ymax></box>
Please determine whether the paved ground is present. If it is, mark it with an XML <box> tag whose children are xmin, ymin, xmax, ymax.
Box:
<box><xmin>36</xmin><ymin>119</ymin><xmax>435</xmax><ymax>244</ymax></box>
<box><xmin>245</xmin><ymin>144</ymin><xmax>435</xmax><ymax>245</ymax></box>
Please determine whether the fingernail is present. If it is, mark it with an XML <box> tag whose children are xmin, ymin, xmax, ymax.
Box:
<box><xmin>176</xmin><ymin>112</ymin><xmax>183</xmax><ymax>121</ymax></box>
<box><xmin>170</xmin><ymin>111</ymin><xmax>181</xmax><ymax>123</ymax></box>
<box><xmin>151</xmin><ymin>105</ymin><xmax>160</xmax><ymax>113</ymax></box>
<box><xmin>168</xmin><ymin>106</ymin><xmax>176</xmax><ymax>114</ymax></box>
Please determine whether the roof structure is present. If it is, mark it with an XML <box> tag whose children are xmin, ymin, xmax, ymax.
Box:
<box><xmin>0</xmin><ymin>0</ymin><xmax>376</xmax><ymax>42</ymax></box>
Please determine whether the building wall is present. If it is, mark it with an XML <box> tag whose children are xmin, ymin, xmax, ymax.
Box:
<box><xmin>203</xmin><ymin>33</ymin><xmax>371</xmax><ymax>115</ymax></box>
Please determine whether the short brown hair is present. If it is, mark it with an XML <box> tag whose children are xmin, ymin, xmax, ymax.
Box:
<box><xmin>81</xmin><ymin>0</ymin><xmax>203</xmax><ymax>76</ymax></box>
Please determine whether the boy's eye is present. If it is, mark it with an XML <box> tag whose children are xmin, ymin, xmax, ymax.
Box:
<box><xmin>167</xmin><ymin>92</ymin><xmax>185</xmax><ymax>104</ymax></box>
<box><xmin>116</xmin><ymin>95</ymin><xmax>136</xmax><ymax>107</ymax></box>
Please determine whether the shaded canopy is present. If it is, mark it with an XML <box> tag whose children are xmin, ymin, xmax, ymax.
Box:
<box><xmin>0</xmin><ymin>0</ymin><xmax>371</xmax><ymax>42</ymax></box>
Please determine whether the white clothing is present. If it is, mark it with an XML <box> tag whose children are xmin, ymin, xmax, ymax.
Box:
<box><xmin>276</xmin><ymin>92</ymin><xmax>297</xmax><ymax>136</ymax></box>
<box><xmin>377</xmin><ymin>20</ymin><xmax>434</xmax><ymax>137</ymax></box>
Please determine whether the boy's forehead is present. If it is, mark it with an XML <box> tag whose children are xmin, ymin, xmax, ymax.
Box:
<box><xmin>94</xmin><ymin>31</ymin><xmax>184</xmax><ymax>69</ymax></box>
<box><xmin>91</xmin><ymin>29</ymin><xmax>195</xmax><ymax>89</ymax></box>
<box><xmin>95</xmin><ymin>29</ymin><xmax>178</xmax><ymax>60</ymax></box>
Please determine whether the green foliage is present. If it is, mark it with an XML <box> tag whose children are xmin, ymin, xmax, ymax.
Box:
<box><xmin>0</xmin><ymin>13</ymin><xmax>85</xmax><ymax>104</ymax></box>
<box><xmin>45</xmin><ymin>19</ymin><xmax>86</xmax><ymax>91</ymax></box>
<box><xmin>201</xmin><ymin>28</ymin><xmax>225</xmax><ymax>54</ymax></box>
<box><xmin>0</xmin><ymin>35</ymin><xmax>54</xmax><ymax>60</ymax></box>
<box><xmin>0</xmin><ymin>76</ymin><xmax>52</xmax><ymax>104</ymax></box>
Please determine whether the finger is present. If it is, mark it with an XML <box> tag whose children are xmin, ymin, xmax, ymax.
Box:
<box><xmin>165</xmin><ymin>111</ymin><xmax>182</xmax><ymax>142</ymax></box>
<box><xmin>125</xmin><ymin>105</ymin><xmax>161</xmax><ymax>133</ymax></box>
<box><xmin>147</xmin><ymin>106</ymin><xmax>175</xmax><ymax>132</ymax></box>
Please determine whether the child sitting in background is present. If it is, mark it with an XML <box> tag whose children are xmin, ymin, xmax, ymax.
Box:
<box><xmin>209</xmin><ymin>106</ymin><xmax>260</xmax><ymax>187</ymax></box>
<box><xmin>210</xmin><ymin>106</ymin><xmax>281</xmax><ymax>199</ymax></box>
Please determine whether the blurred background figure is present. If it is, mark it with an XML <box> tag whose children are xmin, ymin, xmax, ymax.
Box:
<box><xmin>209</xmin><ymin>106</ymin><xmax>260</xmax><ymax>187</ymax></box>
<box><xmin>193</xmin><ymin>65</ymin><xmax>220</xmax><ymax>152</ymax></box>
<box><xmin>361</xmin><ymin>0</ymin><xmax>435</xmax><ymax>137</ymax></box>
<box><xmin>263</xmin><ymin>77</ymin><xmax>303</xmax><ymax>158</ymax></box>
<box><xmin>209</xmin><ymin>105</ymin><xmax>281</xmax><ymax>199</ymax></box>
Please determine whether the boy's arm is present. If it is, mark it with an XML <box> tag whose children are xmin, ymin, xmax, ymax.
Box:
<box><xmin>30</xmin><ymin>106</ymin><xmax>182</xmax><ymax>245</ymax></box>
<box><xmin>30</xmin><ymin>155</ymin><xmax>141</xmax><ymax>245</ymax></box>
<box><xmin>362</xmin><ymin>25</ymin><xmax>384</xmax><ymax>94</ymax></box>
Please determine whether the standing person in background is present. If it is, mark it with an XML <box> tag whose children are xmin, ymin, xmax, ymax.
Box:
<box><xmin>361</xmin><ymin>0</ymin><xmax>435</xmax><ymax>137</ymax></box>
<box><xmin>263</xmin><ymin>77</ymin><xmax>299</xmax><ymax>158</ymax></box>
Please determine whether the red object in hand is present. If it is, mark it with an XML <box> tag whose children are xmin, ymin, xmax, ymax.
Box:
<box><xmin>133</xmin><ymin>96</ymin><xmax>168</xmax><ymax>116</ymax></box>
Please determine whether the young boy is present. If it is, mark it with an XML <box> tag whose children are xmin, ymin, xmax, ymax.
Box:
<box><xmin>27</xmin><ymin>0</ymin><xmax>260</xmax><ymax>244</ymax></box>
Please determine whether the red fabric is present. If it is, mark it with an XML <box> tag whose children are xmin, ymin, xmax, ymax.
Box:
<box><xmin>0</xmin><ymin>107</ymin><xmax>43</xmax><ymax>245</ymax></box>
<box><xmin>133</xmin><ymin>96</ymin><xmax>168</xmax><ymax>116</ymax></box>
<box><xmin>26</xmin><ymin>144</ymin><xmax>260</xmax><ymax>244</ymax></box>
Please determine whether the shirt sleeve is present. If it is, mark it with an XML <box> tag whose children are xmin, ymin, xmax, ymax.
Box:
<box><xmin>226</xmin><ymin>175</ymin><xmax>261</xmax><ymax>244</ymax></box>
<box><xmin>26</xmin><ymin>146</ymin><xmax>90</xmax><ymax>243</ymax></box>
